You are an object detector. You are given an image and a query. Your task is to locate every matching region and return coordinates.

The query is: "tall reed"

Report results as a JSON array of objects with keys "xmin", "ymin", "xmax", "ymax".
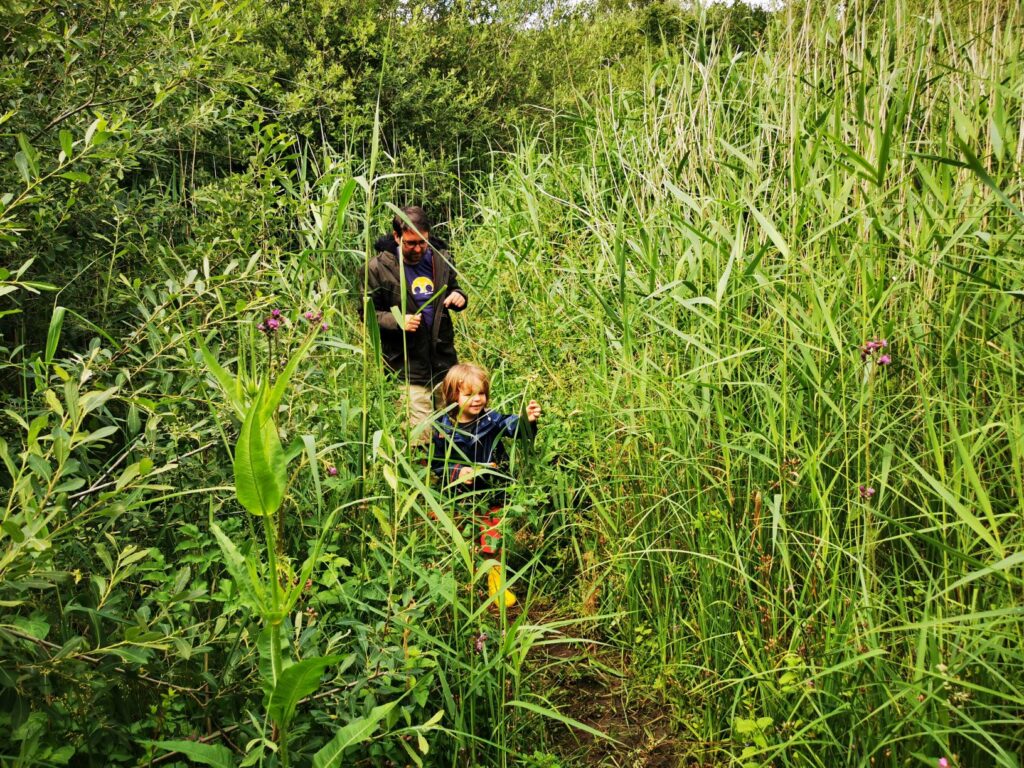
[{"xmin": 455, "ymin": 0, "xmax": 1024, "ymax": 763}]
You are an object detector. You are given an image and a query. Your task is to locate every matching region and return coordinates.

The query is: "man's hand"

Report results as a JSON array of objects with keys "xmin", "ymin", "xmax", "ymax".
[
  {"xmin": 443, "ymin": 292, "xmax": 466, "ymax": 309},
  {"xmin": 403, "ymin": 314, "xmax": 421, "ymax": 332},
  {"xmin": 526, "ymin": 400, "xmax": 542, "ymax": 423}
]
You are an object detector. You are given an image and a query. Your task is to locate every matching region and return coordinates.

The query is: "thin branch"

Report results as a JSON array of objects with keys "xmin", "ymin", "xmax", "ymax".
[
  {"xmin": 2, "ymin": 625, "xmax": 204, "ymax": 696},
  {"xmin": 69, "ymin": 441, "xmax": 216, "ymax": 503}
]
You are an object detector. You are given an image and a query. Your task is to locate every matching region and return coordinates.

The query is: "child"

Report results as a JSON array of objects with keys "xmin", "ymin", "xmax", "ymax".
[{"xmin": 432, "ymin": 363, "xmax": 542, "ymax": 607}]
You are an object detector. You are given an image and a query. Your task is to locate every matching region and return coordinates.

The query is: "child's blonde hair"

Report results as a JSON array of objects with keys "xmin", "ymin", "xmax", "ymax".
[{"xmin": 440, "ymin": 363, "xmax": 490, "ymax": 407}]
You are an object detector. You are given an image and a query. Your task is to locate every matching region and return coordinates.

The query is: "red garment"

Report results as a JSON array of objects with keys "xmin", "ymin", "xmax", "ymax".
[{"xmin": 479, "ymin": 507, "xmax": 503, "ymax": 555}]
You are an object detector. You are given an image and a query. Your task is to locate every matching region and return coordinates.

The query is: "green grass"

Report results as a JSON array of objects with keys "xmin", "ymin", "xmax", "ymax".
[
  {"xmin": 447, "ymin": 1, "xmax": 1024, "ymax": 764},
  {"xmin": 3, "ymin": 0, "xmax": 1022, "ymax": 766}
]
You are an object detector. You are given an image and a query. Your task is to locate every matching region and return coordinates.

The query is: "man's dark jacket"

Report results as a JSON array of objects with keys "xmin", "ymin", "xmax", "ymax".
[{"xmin": 363, "ymin": 235, "xmax": 467, "ymax": 387}]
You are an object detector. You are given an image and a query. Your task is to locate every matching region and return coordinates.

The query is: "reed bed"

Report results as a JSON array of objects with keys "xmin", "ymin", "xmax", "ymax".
[{"xmin": 445, "ymin": 1, "xmax": 1024, "ymax": 764}]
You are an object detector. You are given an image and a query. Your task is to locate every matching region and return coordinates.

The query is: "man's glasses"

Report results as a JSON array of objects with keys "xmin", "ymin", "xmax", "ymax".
[{"xmin": 401, "ymin": 238, "xmax": 427, "ymax": 250}]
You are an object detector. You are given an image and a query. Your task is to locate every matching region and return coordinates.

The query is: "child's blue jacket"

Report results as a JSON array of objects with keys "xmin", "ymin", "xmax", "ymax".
[{"xmin": 431, "ymin": 409, "xmax": 535, "ymax": 486}]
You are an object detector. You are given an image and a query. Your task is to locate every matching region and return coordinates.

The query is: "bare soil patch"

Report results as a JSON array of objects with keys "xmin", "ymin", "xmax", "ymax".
[{"xmin": 524, "ymin": 602, "xmax": 721, "ymax": 767}]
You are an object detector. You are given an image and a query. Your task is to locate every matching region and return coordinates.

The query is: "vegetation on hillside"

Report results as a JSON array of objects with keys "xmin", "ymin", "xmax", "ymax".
[{"xmin": 2, "ymin": 0, "xmax": 1021, "ymax": 766}]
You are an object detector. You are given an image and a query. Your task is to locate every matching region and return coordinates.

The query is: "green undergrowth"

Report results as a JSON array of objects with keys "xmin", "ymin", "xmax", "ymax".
[{"xmin": 2, "ymin": 0, "xmax": 1023, "ymax": 766}]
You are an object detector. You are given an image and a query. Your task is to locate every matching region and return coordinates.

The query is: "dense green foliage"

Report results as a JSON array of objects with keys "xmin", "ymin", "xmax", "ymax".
[{"xmin": 2, "ymin": 0, "xmax": 1021, "ymax": 766}]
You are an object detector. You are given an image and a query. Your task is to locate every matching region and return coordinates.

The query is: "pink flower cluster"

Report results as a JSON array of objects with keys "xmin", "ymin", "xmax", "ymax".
[
  {"xmin": 257, "ymin": 307, "xmax": 328, "ymax": 333},
  {"xmin": 859, "ymin": 484, "xmax": 876, "ymax": 501},
  {"xmin": 303, "ymin": 310, "xmax": 328, "ymax": 331},
  {"xmin": 860, "ymin": 337, "xmax": 891, "ymax": 365},
  {"xmin": 257, "ymin": 308, "xmax": 283, "ymax": 334}
]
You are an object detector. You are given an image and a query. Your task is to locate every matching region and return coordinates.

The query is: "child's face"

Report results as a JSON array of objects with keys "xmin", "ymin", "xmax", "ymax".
[{"xmin": 455, "ymin": 385, "xmax": 487, "ymax": 422}]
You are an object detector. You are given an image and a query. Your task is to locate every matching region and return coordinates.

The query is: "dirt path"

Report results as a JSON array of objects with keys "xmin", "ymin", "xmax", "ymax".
[{"xmin": 524, "ymin": 602, "xmax": 708, "ymax": 767}]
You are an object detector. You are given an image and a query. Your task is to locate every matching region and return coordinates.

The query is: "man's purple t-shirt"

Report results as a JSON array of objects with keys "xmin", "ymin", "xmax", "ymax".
[{"xmin": 404, "ymin": 250, "xmax": 436, "ymax": 330}]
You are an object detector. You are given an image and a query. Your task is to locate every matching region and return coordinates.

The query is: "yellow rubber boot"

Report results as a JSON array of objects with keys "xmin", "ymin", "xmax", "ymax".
[{"xmin": 487, "ymin": 565, "xmax": 516, "ymax": 607}]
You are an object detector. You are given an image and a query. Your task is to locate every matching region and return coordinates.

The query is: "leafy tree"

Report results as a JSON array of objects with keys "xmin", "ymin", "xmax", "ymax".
[{"xmin": 1, "ymin": 0, "xmax": 262, "ymax": 367}]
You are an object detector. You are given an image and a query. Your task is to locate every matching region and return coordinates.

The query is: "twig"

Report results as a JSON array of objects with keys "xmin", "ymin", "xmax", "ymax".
[
  {"xmin": 67, "ymin": 435, "xmax": 143, "ymax": 502},
  {"xmin": 69, "ymin": 441, "xmax": 216, "ymax": 503},
  {"xmin": 2, "ymin": 625, "xmax": 204, "ymax": 697}
]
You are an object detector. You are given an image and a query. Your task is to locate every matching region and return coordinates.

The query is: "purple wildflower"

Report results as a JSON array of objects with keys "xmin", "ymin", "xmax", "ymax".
[
  {"xmin": 860, "ymin": 337, "xmax": 892, "ymax": 363},
  {"xmin": 474, "ymin": 632, "xmax": 488, "ymax": 653},
  {"xmin": 859, "ymin": 485, "xmax": 876, "ymax": 500},
  {"xmin": 326, "ymin": 465, "xmax": 338, "ymax": 477},
  {"xmin": 266, "ymin": 317, "xmax": 281, "ymax": 331},
  {"xmin": 257, "ymin": 322, "xmax": 267, "ymax": 333},
  {"xmin": 271, "ymin": 308, "xmax": 282, "ymax": 319},
  {"xmin": 304, "ymin": 310, "xmax": 315, "ymax": 321},
  {"xmin": 320, "ymin": 321, "xmax": 329, "ymax": 331},
  {"xmin": 938, "ymin": 759, "xmax": 949, "ymax": 768}
]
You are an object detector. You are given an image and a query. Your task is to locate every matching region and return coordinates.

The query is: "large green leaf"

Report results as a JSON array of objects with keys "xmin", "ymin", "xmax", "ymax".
[
  {"xmin": 312, "ymin": 701, "xmax": 397, "ymax": 768},
  {"xmin": 268, "ymin": 655, "xmax": 342, "ymax": 730},
  {"xmin": 233, "ymin": 386, "xmax": 286, "ymax": 517},
  {"xmin": 257, "ymin": 625, "xmax": 287, "ymax": 694},
  {"xmin": 148, "ymin": 740, "xmax": 235, "ymax": 768}
]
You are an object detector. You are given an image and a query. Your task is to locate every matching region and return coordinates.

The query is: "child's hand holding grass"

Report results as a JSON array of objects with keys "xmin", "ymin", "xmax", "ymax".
[{"xmin": 526, "ymin": 400, "xmax": 542, "ymax": 423}]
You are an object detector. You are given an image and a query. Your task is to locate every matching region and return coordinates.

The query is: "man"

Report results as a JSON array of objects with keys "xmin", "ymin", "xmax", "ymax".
[{"xmin": 363, "ymin": 206, "xmax": 467, "ymax": 443}]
